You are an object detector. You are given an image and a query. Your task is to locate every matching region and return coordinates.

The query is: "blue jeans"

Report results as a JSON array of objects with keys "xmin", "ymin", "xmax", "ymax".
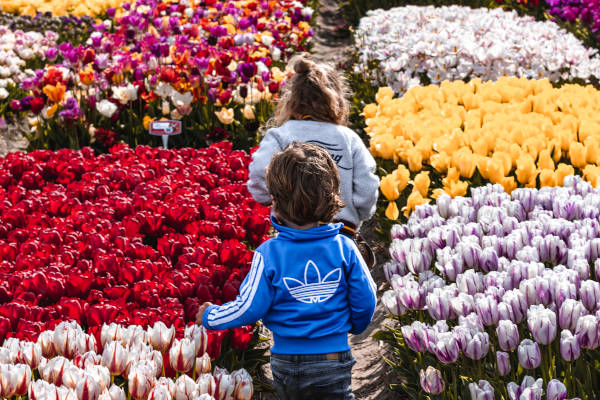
[{"xmin": 270, "ymin": 351, "xmax": 355, "ymax": 400}]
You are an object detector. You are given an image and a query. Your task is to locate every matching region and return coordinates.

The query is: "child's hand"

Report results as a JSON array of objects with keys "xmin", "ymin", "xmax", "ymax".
[{"xmin": 195, "ymin": 302, "xmax": 213, "ymax": 325}]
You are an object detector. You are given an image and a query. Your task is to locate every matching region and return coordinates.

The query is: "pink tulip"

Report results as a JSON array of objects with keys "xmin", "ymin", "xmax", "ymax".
[
  {"xmin": 174, "ymin": 374, "xmax": 197, "ymax": 400},
  {"xmin": 169, "ymin": 339, "xmax": 195, "ymax": 373},
  {"xmin": 128, "ymin": 367, "xmax": 155, "ymax": 400},
  {"xmin": 148, "ymin": 322, "xmax": 175, "ymax": 353},
  {"xmin": 76, "ymin": 373, "xmax": 102, "ymax": 400},
  {"xmin": 101, "ymin": 342, "xmax": 128, "ymax": 376},
  {"xmin": 195, "ymin": 353, "xmax": 211, "ymax": 376}
]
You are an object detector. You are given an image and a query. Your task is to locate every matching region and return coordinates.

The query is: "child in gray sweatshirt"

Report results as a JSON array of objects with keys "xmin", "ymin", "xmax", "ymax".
[{"xmin": 247, "ymin": 55, "xmax": 380, "ymax": 266}]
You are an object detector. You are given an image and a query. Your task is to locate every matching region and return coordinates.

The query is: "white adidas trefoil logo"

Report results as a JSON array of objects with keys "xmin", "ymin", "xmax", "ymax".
[{"xmin": 283, "ymin": 260, "xmax": 341, "ymax": 304}]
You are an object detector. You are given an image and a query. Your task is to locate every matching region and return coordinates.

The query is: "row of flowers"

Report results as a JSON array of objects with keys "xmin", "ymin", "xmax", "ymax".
[
  {"xmin": 353, "ymin": 6, "xmax": 600, "ymax": 95},
  {"xmin": 378, "ymin": 176, "xmax": 600, "ymax": 399},
  {"xmin": 0, "ymin": 142, "xmax": 270, "ymax": 367},
  {"xmin": 0, "ymin": 0, "xmax": 124, "ymax": 17},
  {"xmin": 364, "ymin": 78, "xmax": 600, "ymax": 220},
  {"xmin": 0, "ymin": 320, "xmax": 252, "ymax": 399},
  {"xmin": 5, "ymin": 0, "xmax": 313, "ymax": 150}
]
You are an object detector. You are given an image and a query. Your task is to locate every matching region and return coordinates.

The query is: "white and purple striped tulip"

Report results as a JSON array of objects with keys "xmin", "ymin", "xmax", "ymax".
[
  {"xmin": 559, "ymin": 330, "xmax": 580, "ymax": 362},
  {"xmin": 558, "ymin": 299, "xmax": 588, "ymax": 331},
  {"xmin": 496, "ymin": 351, "xmax": 511, "ymax": 377},
  {"xmin": 546, "ymin": 379, "xmax": 567, "ymax": 400},
  {"xmin": 496, "ymin": 320, "xmax": 519, "ymax": 352},
  {"xmin": 463, "ymin": 331, "xmax": 489, "ymax": 361},
  {"xmin": 517, "ymin": 339, "xmax": 541, "ymax": 369},
  {"xmin": 469, "ymin": 380, "xmax": 495, "ymax": 400}
]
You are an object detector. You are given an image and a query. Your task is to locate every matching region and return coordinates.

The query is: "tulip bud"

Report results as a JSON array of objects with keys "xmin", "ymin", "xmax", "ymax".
[
  {"xmin": 38, "ymin": 331, "xmax": 56, "ymax": 358},
  {"xmin": 469, "ymin": 380, "xmax": 495, "ymax": 400},
  {"xmin": 546, "ymin": 379, "xmax": 567, "ymax": 400},
  {"xmin": 196, "ymin": 373, "xmax": 216, "ymax": 395},
  {"xmin": 185, "ymin": 325, "xmax": 208, "ymax": 357},
  {"xmin": 214, "ymin": 368, "xmax": 235, "ymax": 400},
  {"xmin": 103, "ymin": 385, "xmax": 126, "ymax": 400},
  {"xmin": 527, "ymin": 305, "xmax": 557, "ymax": 345},
  {"xmin": 464, "ymin": 331, "xmax": 489, "ymax": 361},
  {"xmin": 75, "ymin": 351, "xmax": 102, "ymax": 369},
  {"xmin": 102, "ymin": 341, "xmax": 129, "ymax": 376},
  {"xmin": 559, "ymin": 299, "xmax": 588, "ymax": 331},
  {"xmin": 149, "ymin": 321, "xmax": 175, "ymax": 353},
  {"xmin": 450, "ymin": 292, "xmax": 474, "ymax": 318},
  {"xmin": 12, "ymin": 364, "xmax": 32, "ymax": 396},
  {"xmin": 401, "ymin": 321, "xmax": 427, "ymax": 353},
  {"xmin": 148, "ymin": 384, "xmax": 172, "ymax": 400},
  {"xmin": 419, "ymin": 366, "xmax": 445, "ymax": 395},
  {"xmin": 128, "ymin": 367, "xmax": 155, "ymax": 400},
  {"xmin": 29, "ymin": 379, "xmax": 54, "ymax": 400},
  {"xmin": 575, "ymin": 315, "xmax": 600, "ymax": 349},
  {"xmin": 496, "ymin": 351, "xmax": 510, "ymax": 376},
  {"xmin": 432, "ymin": 332, "xmax": 459, "ymax": 364},
  {"xmin": 580, "ymin": 280, "xmax": 600, "ymax": 311},
  {"xmin": 62, "ymin": 366, "xmax": 83, "ymax": 389},
  {"xmin": 18, "ymin": 341, "xmax": 42, "ymax": 369},
  {"xmin": 75, "ymin": 373, "xmax": 101, "ymax": 400},
  {"xmin": 53, "ymin": 323, "xmax": 79, "ymax": 358},
  {"xmin": 174, "ymin": 374, "xmax": 197, "ymax": 400},
  {"xmin": 0, "ymin": 364, "xmax": 17, "ymax": 397},
  {"xmin": 87, "ymin": 365, "xmax": 111, "ymax": 391},
  {"xmin": 169, "ymin": 338, "xmax": 196, "ymax": 373},
  {"xmin": 560, "ymin": 329, "xmax": 580, "ymax": 362},
  {"xmin": 496, "ymin": 320, "xmax": 519, "ymax": 352},
  {"xmin": 426, "ymin": 288, "xmax": 452, "ymax": 320},
  {"xmin": 232, "ymin": 369, "xmax": 253, "ymax": 400},
  {"xmin": 474, "ymin": 294, "xmax": 499, "ymax": 326},
  {"xmin": 101, "ymin": 323, "xmax": 124, "ymax": 347},
  {"xmin": 502, "ymin": 289, "xmax": 527, "ymax": 323},
  {"xmin": 517, "ymin": 339, "xmax": 541, "ymax": 369},
  {"xmin": 195, "ymin": 353, "xmax": 212, "ymax": 376}
]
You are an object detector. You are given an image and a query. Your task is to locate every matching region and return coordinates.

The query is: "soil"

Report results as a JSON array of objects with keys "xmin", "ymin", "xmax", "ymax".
[{"xmin": 0, "ymin": 120, "xmax": 29, "ymax": 157}]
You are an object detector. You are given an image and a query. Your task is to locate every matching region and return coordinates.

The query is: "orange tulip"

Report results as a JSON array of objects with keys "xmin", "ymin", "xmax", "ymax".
[{"xmin": 42, "ymin": 82, "xmax": 66, "ymax": 104}]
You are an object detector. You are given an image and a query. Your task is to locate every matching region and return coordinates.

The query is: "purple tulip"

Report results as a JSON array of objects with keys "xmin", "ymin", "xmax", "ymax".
[
  {"xmin": 558, "ymin": 299, "xmax": 588, "ymax": 331},
  {"xmin": 497, "ymin": 320, "xmax": 519, "ymax": 351},
  {"xmin": 432, "ymin": 332, "xmax": 459, "ymax": 364},
  {"xmin": 469, "ymin": 380, "xmax": 495, "ymax": 400},
  {"xmin": 575, "ymin": 315, "xmax": 600, "ymax": 349},
  {"xmin": 440, "ymin": 254, "xmax": 464, "ymax": 281},
  {"xmin": 419, "ymin": 366, "xmax": 445, "ymax": 395},
  {"xmin": 401, "ymin": 322, "xmax": 427, "ymax": 353},
  {"xmin": 527, "ymin": 305, "xmax": 557, "ymax": 345},
  {"xmin": 507, "ymin": 376, "xmax": 543, "ymax": 400},
  {"xmin": 547, "ymin": 379, "xmax": 567, "ymax": 400},
  {"xmin": 517, "ymin": 339, "xmax": 542, "ymax": 369},
  {"xmin": 560, "ymin": 329, "xmax": 580, "ymax": 361},
  {"xmin": 464, "ymin": 331, "xmax": 489, "ymax": 361},
  {"xmin": 496, "ymin": 351, "xmax": 511, "ymax": 377},
  {"xmin": 579, "ymin": 280, "xmax": 600, "ymax": 311},
  {"xmin": 426, "ymin": 289, "xmax": 452, "ymax": 321},
  {"xmin": 474, "ymin": 294, "xmax": 499, "ymax": 326}
]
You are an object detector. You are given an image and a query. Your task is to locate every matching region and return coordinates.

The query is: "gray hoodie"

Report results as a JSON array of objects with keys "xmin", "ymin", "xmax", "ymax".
[{"xmin": 247, "ymin": 120, "xmax": 380, "ymax": 227}]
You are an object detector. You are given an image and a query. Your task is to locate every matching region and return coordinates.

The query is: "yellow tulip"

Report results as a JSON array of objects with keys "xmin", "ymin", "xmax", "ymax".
[
  {"xmin": 569, "ymin": 142, "xmax": 587, "ymax": 169},
  {"xmin": 376, "ymin": 87, "xmax": 395, "ymax": 104},
  {"xmin": 215, "ymin": 108, "xmax": 234, "ymax": 125},
  {"xmin": 516, "ymin": 154, "xmax": 537, "ymax": 184},
  {"xmin": 539, "ymin": 169, "xmax": 557, "ymax": 187},
  {"xmin": 430, "ymin": 152, "xmax": 450, "ymax": 173},
  {"xmin": 394, "ymin": 165, "xmax": 410, "ymax": 193},
  {"xmin": 380, "ymin": 174, "xmax": 400, "ymax": 201},
  {"xmin": 484, "ymin": 159, "xmax": 505, "ymax": 183},
  {"xmin": 242, "ymin": 104, "xmax": 255, "ymax": 120},
  {"xmin": 413, "ymin": 171, "xmax": 430, "ymax": 197},
  {"xmin": 537, "ymin": 149, "xmax": 554, "ymax": 171},
  {"xmin": 385, "ymin": 201, "xmax": 400, "ymax": 220},
  {"xmin": 404, "ymin": 191, "xmax": 429, "ymax": 217},
  {"xmin": 143, "ymin": 115, "xmax": 154, "ymax": 131},
  {"xmin": 363, "ymin": 103, "xmax": 378, "ymax": 120},
  {"xmin": 443, "ymin": 167, "xmax": 460, "ymax": 188},
  {"xmin": 407, "ymin": 148, "xmax": 422, "ymax": 172},
  {"xmin": 445, "ymin": 179, "xmax": 468, "ymax": 198},
  {"xmin": 455, "ymin": 152, "xmax": 476, "ymax": 179},
  {"xmin": 585, "ymin": 137, "xmax": 600, "ymax": 164},
  {"xmin": 583, "ymin": 165, "xmax": 600, "ymax": 188},
  {"xmin": 555, "ymin": 163, "xmax": 575, "ymax": 186},
  {"xmin": 42, "ymin": 82, "xmax": 66, "ymax": 104},
  {"xmin": 500, "ymin": 176, "xmax": 517, "ymax": 194}
]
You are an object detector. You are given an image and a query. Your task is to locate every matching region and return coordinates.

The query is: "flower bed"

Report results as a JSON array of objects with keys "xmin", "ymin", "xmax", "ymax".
[
  {"xmin": 365, "ymin": 78, "xmax": 600, "ymax": 220},
  {"xmin": 10, "ymin": 0, "xmax": 313, "ymax": 151},
  {"xmin": 0, "ymin": 0, "xmax": 124, "ymax": 17},
  {"xmin": 0, "ymin": 320, "xmax": 252, "ymax": 399},
  {"xmin": 354, "ymin": 5, "xmax": 600, "ymax": 94},
  {"xmin": 0, "ymin": 142, "xmax": 271, "ymax": 367},
  {"xmin": 378, "ymin": 176, "xmax": 600, "ymax": 399},
  {"xmin": 0, "ymin": 12, "xmax": 94, "ymax": 45}
]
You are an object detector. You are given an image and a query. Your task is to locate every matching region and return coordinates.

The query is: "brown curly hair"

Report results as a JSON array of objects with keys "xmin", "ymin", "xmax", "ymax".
[
  {"xmin": 266, "ymin": 142, "xmax": 345, "ymax": 226},
  {"xmin": 268, "ymin": 54, "xmax": 350, "ymax": 127}
]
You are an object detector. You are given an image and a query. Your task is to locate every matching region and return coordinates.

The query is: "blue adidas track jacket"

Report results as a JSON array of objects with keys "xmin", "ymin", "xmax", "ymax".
[{"xmin": 202, "ymin": 217, "xmax": 377, "ymax": 354}]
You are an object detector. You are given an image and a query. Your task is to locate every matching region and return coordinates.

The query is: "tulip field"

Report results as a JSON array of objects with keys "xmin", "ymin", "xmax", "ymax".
[{"xmin": 3, "ymin": 0, "xmax": 600, "ymax": 397}]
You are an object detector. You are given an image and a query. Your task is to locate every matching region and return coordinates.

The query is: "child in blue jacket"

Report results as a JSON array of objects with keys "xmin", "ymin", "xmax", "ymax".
[{"xmin": 197, "ymin": 142, "xmax": 377, "ymax": 399}]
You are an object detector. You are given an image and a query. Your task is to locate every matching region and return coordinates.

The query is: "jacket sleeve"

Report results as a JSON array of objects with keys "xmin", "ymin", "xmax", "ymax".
[
  {"xmin": 247, "ymin": 130, "xmax": 282, "ymax": 205},
  {"xmin": 351, "ymin": 134, "xmax": 380, "ymax": 221},
  {"xmin": 346, "ymin": 241, "xmax": 377, "ymax": 335},
  {"xmin": 203, "ymin": 251, "xmax": 273, "ymax": 330}
]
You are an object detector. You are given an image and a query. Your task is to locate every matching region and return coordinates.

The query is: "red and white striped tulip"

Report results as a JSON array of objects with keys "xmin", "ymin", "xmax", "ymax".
[
  {"xmin": 75, "ymin": 351, "xmax": 102, "ymax": 369},
  {"xmin": 13, "ymin": 364, "xmax": 32, "ymax": 396},
  {"xmin": 196, "ymin": 374, "xmax": 216, "ymax": 396},
  {"xmin": 128, "ymin": 366, "xmax": 155, "ymax": 400},
  {"xmin": 195, "ymin": 353, "xmax": 212, "ymax": 376},
  {"xmin": 101, "ymin": 341, "xmax": 128, "ymax": 376},
  {"xmin": 148, "ymin": 322, "xmax": 175, "ymax": 354},
  {"xmin": 75, "ymin": 373, "xmax": 102, "ymax": 400},
  {"xmin": 101, "ymin": 323, "xmax": 124, "ymax": 348},
  {"xmin": 185, "ymin": 325, "xmax": 208, "ymax": 357},
  {"xmin": 86, "ymin": 365, "xmax": 111, "ymax": 391},
  {"xmin": 174, "ymin": 374, "xmax": 198, "ymax": 400},
  {"xmin": 37, "ymin": 331, "xmax": 56, "ymax": 358},
  {"xmin": 231, "ymin": 369, "xmax": 253, "ymax": 400},
  {"xmin": 169, "ymin": 338, "xmax": 195, "ymax": 373},
  {"xmin": 0, "ymin": 364, "xmax": 17, "ymax": 397},
  {"xmin": 98, "ymin": 385, "xmax": 126, "ymax": 400},
  {"xmin": 213, "ymin": 368, "xmax": 234, "ymax": 400},
  {"xmin": 53, "ymin": 324, "xmax": 79, "ymax": 359},
  {"xmin": 18, "ymin": 341, "xmax": 43, "ymax": 369},
  {"xmin": 148, "ymin": 384, "xmax": 173, "ymax": 400}
]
